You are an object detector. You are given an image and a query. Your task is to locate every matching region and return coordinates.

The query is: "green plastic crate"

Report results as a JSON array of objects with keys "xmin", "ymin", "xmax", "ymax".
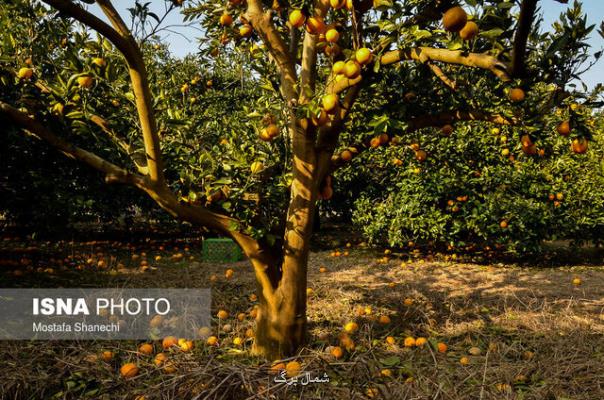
[{"xmin": 202, "ymin": 238, "xmax": 243, "ymax": 262}]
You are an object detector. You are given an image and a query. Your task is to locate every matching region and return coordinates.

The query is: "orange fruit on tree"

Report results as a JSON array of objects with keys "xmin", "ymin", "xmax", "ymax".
[
  {"xmin": 265, "ymin": 123, "xmax": 279, "ymax": 138},
  {"xmin": 341, "ymin": 149, "xmax": 353, "ymax": 161},
  {"xmin": 17, "ymin": 67, "xmax": 33, "ymax": 79},
  {"xmin": 378, "ymin": 133, "xmax": 389, "ymax": 145},
  {"xmin": 442, "ymin": 6, "xmax": 467, "ymax": 32},
  {"xmin": 556, "ymin": 192, "xmax": 564, "ymax": 201},
  {"xmin": 557, "ymin": 120, "xmax": 571, "ymax": 136},
  {"xmin": 509, "ymin": 87, "xmax": 525, "ymax": 102},
  {"xmin": 219, "ymin": 13, "xmax": 233, "ymax": 26},
  {"xmin": 120, "ymin": 362, "xmax": 139, "ymax": 379},
  {"xmin": 138, "ymin": 343, "xmax": 154, "ymax": 355},
  {"xmin": 77, "ymin": 75, "xmax": 93, "ymax": 88},
  {"xmin": 162, "ymin": 336, "xmax": 178, "ymax": 349},
  {"xmin": 441, "ymin": 124, "xmax": 454, "ymax": 135},
  {"xmin": 409, "ymin": 143, "xmax": 420, "ymax": 151},
  {"xmin": 288, "ymin": 9, "xmax": 306, "ymax": 28},
  {"xmin": 330, "ymin": 0, "xmax": 346, "ymax": 9},
  {"xmin": 355, "ymin": 48, "xmax": 372, "ymax": 65},
  {"xmin": 325, "ymin": 28, "xmax": 340, "ymax": 43},
  {"xmin": 239, "ymin": 24, "xmax": 253, "ymax": 38},
  {"xmin": 571, "ymin": 137, "xmax": 588, "ymax": 154},
  {"xmin": 415, "ymin": 149, "xmax": 427, "ymax": 162},
  {"xmin": 312, "ymin": 109, "xmax": 330, "ymax": 126},
  {"xmin": 91, "ymin": 57, "xmax": 106, "ymax": 67},
  {"xmin": 459, "ymin": 21, "xmax": 479, "ymax": 40},
  {"xmin": 306, "ymin": 16, "xmax": 326, "ymax": 35},
  {"xmin": 332, "ymin": 60, "xmax": 346, "ymax": 74},
  {"xmin": 250, "ymin": 161, "xmax": 264, "ymax": 174},
  {"xmin": 322, "ymin": 93, "xmax": 339, "ymax": 113},
  {"xmin": 499, "ymin": 220, "xmax": 508, "ymax": 229},
  {"xmin": 370, "ymin": 137, "xmax": 381, "ymax": 148},
  {"xmin": 344, "ymin": 60, "xmax": 361, "ymax": 79}
]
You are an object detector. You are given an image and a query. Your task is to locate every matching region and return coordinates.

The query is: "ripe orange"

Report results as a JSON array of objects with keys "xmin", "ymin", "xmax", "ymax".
[
  {"xmin": 178, "ymin": 338, "xmax": 194, "ymax": 352},
  {"xmin": 250, "ymin": 161, "xmax": 264, "ymax": 174},
  {"xmin": 219, "ymin": 13, "xmax": 233, "ymax": 26},
  {"xmin": 403, "ymin": 298, "xmax": 413, "ymax": 306},
  {"xmin": 270, "ymin": 362, "xmax": 286, "ymax": 374},
  {"xmin": 499, "ymin": 220, "xmax": 508, "ymax": 229},
  {"xmin": 101, "ymin": 350, "xmax": 114, "ymax": 362},
  {"xmin": 312, "ymin": 109, "xmax": 330, "ymax": 126},
  {"xmin": 233, "ymin": 337, "xmax": 243, "ymax": 346},
  {"xmin": 120, "ymin": 362, "xmax": 139, "ymax": 379},
  {"xmin": 239, "ymin": 24, "xmax": 253, "ymax": 38},
  {"xmin": 162, "ymin": 336, "xmax": 178, "ymax": 349},
  {"xmin": 415, "ymin": 337, "xmax": 427, "ymax": 347},
  {"xmin": 378, "ymin": 315, "xmax": 391, "ymax": 324},
  {"xmin": 322, "ymin": 93, "xmax": 339, "ymax": 113},
  {"xmin": 441, "ymin": 124, "xmax": 454, "ymax": 135},
  {"xmin": 77, "ymin": 75, "xmax": 93, "ymax": 88},
  {"xmin": 206, "ymin": 336, "xmax": 219, "ymax": 346},
  {"xmin": 404, "ymin": 337, "xmax": 416, "ymax": 347},
  {"xmin": 92, "ymin": 57, "xmax": 106, "ymax": 67},
  {"xmin": 289, "ymin": 9, "xmax": 306, "ymax": 28},
  {"xmin": 325, "ymin": 28, "xmax": 340, "ymax": 43},
  {"xmin": 571, "ymin": 137, "xmax": 588, "ymax": 154},
  {"xmin": 217, "ymin": 309, "xmax": 229, "ymax": 319},
  {"xmin": 509, "ymin": 88, "xmax": 525, "ymax": 102},
  {"xmin": 572, "ymin": 277, "xmax": 581, "ymax": 286},
  {"xmin": 556, "ymin": 193, "xmax": 564, "ymax": 201},
  {"xmin": 460, "ymin": 356, "xmax": 470, "ymax": 365},
  {"xmin": 330, "ymin": 0, "xmax": 346, "ymax": 9},
  {"xmin": 437, "ymin": 342, "xmax": 448, "ymax": 353},
  {"xmin": 442, "ymin": 6, "xmax": 467, "ymax": 32},
  {"xmin": 557, "ymin": 120, "xmax": 570, "ymax": 136},
  {"xmin": 344, "ymin": 60, "xmax": 361, "ymax": 79},
  {"xmin": 154, "ymin": 352, "xmax": 167, "ymax": 366},
  {"xmin": 370, "ymin": 137, "xmax": 381, "ymax": 148},
  {"xmin": 306, "ymin": 16, "xmax": 326, "ymax": 35},
  {"xmin": 285, "ymin": 361, "xmax": 301, "ymax": 377},
  {"xmin": 330, "ymin": 346, "xmax": 344, "ymax": 359},
  {"xmin": 138, "ymin": 343, "xmax": 154, "ymax": 355},
  {"xmin": 355, "ymin": 48, "xmax": 372, "ymax": 65},
  {"xmin": 17, "ymin": 67, "xmax": 33, "ymax": 79},
  {"xmin": 409, "ymin": 143, "xmax": 420, "ymax": 151},
  {"xmin": 341, "ymin": 149, "xmax": 353, "ymax": 161},
  {"xmin": 332, "ymin": 60, "xmax": 346, "ymax": 74},
  {"xmin": 459, "ymin": 21, "xmax": 479, "ymax": 40},
  {"xmin": 386, "ymin": 336, "xmax": 396, "ymax": 345},
  {"xmin": 344, "ymin": 321, "xmax": 359, "ymax": 333},
  {"xmin": 415, "ymin": 149, "xmax": 427, "ymax": 162},
  {"xmin": 225, "ymin": 268, "xmax": 234, "ymax": 279},
  {"xmin": 378, "ymin": 133, "xmax": 389, "ymax": 145}
]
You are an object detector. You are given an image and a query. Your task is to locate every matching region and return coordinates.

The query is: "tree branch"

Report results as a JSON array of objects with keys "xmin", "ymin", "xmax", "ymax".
[
  {"xmin": 246, "ymin": 0, "xmax": 298, "ymax": 101},
  {"xmin": 510, "ymin": 0, "xmax": 539, "ymax": 78},
  {"xmin": 299, "ymin": 1, "xmax": 329, "ymax": 104},
  {"xmin": 44, "ymin": 0, "xmax": 166, "ymax": 186},
  {"xmin": 427, "ymin": 62, "xmax": 456, "ymax": 90},
  {"xmin": 0, "ymin": 101, "xmax": 141, "ymax": 186},
  {"xmin": 381, "ymin": 47, "xmax": 511, "ymax": 81}
]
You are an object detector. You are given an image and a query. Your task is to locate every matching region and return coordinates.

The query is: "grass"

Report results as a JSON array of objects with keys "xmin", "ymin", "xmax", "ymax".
[{"xmin": 0, "ymin": 233, "xmax": 603, "ymax": 399}]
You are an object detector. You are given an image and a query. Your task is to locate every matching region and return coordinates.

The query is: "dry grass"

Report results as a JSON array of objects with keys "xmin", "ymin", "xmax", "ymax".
[{"xmin": 1, "ymin": 236, "xmax": 603, "ymax": 399}]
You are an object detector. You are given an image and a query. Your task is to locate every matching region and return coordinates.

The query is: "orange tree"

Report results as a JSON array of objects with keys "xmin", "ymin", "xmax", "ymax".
[{"xmin": 0, "ymin": 0, "xmax": 600, "ymax": 359}]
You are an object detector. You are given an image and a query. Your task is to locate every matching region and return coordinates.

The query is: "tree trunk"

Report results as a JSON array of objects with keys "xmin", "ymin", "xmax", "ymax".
[{"xmin": 251, "ymin": 119, "xmax": 317, "ymax": 360}]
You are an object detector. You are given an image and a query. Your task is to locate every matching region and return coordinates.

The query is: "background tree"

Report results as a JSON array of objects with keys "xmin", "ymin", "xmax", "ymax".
[{"xmin": 0, "ymin": 0, "xmax": 601, "ymax": 360}]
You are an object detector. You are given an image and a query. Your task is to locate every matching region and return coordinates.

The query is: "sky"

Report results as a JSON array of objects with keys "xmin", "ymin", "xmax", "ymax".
[{"xmin": 89, "ymin": 1, "xmax": 604, "ymax": 90}]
